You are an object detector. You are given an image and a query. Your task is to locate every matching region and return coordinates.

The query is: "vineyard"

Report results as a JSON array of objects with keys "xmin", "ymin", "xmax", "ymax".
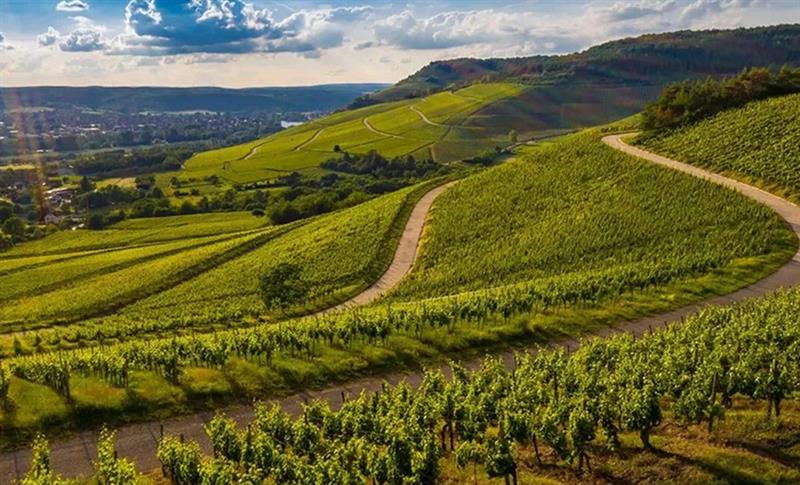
[
  {"xmin": 143, "ymin": 287, "xmax": 800, "ymax": 483},
  {"xmin": 0, "ymin": 179, "xmax": 441, "ymax": 354},
  {"xmin": 639, "ymin": 93, "xmax": 800, "ymax": 203},
  {"xmin": 8, "ymin": 287, "xmax": 800, "ymax": 483},
  {"xmin": 387, "ymin": 130, "xmax": 794, "ymax": 301},
  {"xmin": 168, "ymin": 84, "xmax": 524, "ymax": 193},
  {"xmin": 0, "ymin": 128, "xmax": 795, "ymax": 446}
]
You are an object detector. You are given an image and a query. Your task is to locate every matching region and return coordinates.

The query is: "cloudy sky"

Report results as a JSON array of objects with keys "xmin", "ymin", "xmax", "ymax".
[{"xmin": 0, "ymin": 0, "xmax": 798, "ymax": 87}]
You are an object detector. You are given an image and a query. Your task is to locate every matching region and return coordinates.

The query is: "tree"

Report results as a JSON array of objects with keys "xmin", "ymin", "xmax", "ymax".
[
  {"xmin": 79, "ymin": 176, "xmax": 94, "ymax": 193},
  {"xmin": 508, "ymin": 129, "xmax": 518, "ymax": 144},
  {"xmin": 455, "ymin": 441, "xmax": 485, "ymax": 484},
  {"xmin": 333, "ymin": 144, "xmax": 342, "ymax": 153},
  {"xmin": 259, "ymin": 262, "xmax": 308, "ymax": 312},
  {"xmin": 0, "ymin": 233, "xmax": 13, "ymax": 252},
  {"xmin": 88, "ymin": 213, "xmax": 106, "ymax": 230},
  {"xmin": 3, "ymin": 216, "xmax": 26, "ymax": 241}
]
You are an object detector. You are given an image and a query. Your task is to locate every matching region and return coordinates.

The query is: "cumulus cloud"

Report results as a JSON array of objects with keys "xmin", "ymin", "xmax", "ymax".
[
  {"xmin": 372, "ymin": 9, "xmax": 585, "ymax": 54},
  {"xmin": 56, "ymin": 0, "xmax": 89, "ymax": 12},
  {"xmin": 112, "ymin": 0, "xmax": 371, "ymax": 56},
  {"xmin": 0, "ymin": 32, "xmax": 12, "ymax": 51},
  {"xmin": 594, "ymin": 1, "xmax": 677, "ymax": 22},
  {"xmin": 59, "ymin": 27, "xmax": 106, "ymax": 52},
  {"xmin": 37, "ymin": 26, "xmax": 61, "ymax": 47},
  {"xmin": 681, "ymin": 0, "xmax": 757, "ymax": 22}
]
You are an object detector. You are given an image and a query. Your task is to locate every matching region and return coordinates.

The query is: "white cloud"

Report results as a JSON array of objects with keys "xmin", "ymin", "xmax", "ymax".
[
  {"xmin": 59, "ymin": 27, "xmax": 106, "ymax": 52},
  {"xmin": 681, "ymin": 0, "xmax": 757, "ymax": 22},
  {"xmin": 112, "ymin": 0, "xmax": 372, "ymax": 57},
  {"xmin": 37, "ymin": 26, "xmax": 62, "ymax": 47},
  {"xmin": 56, "ymin": 0, "xmax": 89, "ymax": 13},
  {"xmin": 594, "ymin": 1, "xmax": 678, "ymax": 22},
  {"xmin": 0, "ymin": 32, "xmax": 13, "ymax": 51}
]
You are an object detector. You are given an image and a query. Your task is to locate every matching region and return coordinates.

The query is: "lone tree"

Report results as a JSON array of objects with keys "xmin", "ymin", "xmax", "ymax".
[
  {"xmin": 508, "ymin": 129, "xmax": 518, "ymax": 144},
  {"xmin": 259, "ymin": 262, "xmax": 308, "ymax": 312}
]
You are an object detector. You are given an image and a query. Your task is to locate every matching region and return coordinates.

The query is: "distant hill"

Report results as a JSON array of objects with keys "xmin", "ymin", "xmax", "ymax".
[
  {"xmin": 0, "ymin": 84, "xmax": 389, "ymax": 113},
  {"xmin": 354, "ymin": 24, "xmax": 800, "ymax": 121}
]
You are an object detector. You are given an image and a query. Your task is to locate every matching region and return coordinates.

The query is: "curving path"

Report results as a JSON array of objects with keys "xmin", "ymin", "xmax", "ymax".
[
  {"xmin": 322, "ymin": 181, "xmax": 457, "ymax": 314},
  {"xmin": 409, "ymin": 105, "xmax": 448, "ymax": 127},
  {"xmin": 362, "ymin": 116, "xmax": 400, "ymax": 138},
  {"xmin": 293, "ymin": 127, "xmax": 325, "ymax": 152},
  {"xmin": 4, "ymin": 136, "xmax": 800, "ymax": 481}
]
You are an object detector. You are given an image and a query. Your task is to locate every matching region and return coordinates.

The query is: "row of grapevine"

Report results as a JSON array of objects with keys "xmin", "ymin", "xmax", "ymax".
[
  {"xmin": 156, "ymin": 291, "xmax": 800, "ymax": 484},
  {"xmin": 3, "ymin": 178, "xmax": 445, "ymax": 356},
  {"xmin": 4, "ymin": 263, "xmax": 800, "ymax": 424},
  {"xmin": 639, "ymin": 93, "xmax": 800, "ymax": 203},
  {"xmin": 20, "ymin": 428, "xmax": 137, "ymax": 485},
  {"xmin": 387, "ymin": 130, "xmax": 790, "ymax": 301}
]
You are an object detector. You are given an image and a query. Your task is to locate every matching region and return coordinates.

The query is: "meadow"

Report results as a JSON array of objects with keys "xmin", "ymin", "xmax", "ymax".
[{"xmin": 638, "ymin": 93, "xmax": 800, "ymax": 203}]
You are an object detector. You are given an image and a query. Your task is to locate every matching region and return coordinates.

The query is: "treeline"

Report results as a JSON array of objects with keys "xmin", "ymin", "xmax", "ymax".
[
  {"xmin": 641, "ymin": 66, "xmax": 800, "ymax": 132},
  {"xmin": 72, "ymin": 145, "xmax": 194, "ymax": 177},
  {"xmin": 321, "ymin": 150, "xmax": 443, "ymax": 179}
]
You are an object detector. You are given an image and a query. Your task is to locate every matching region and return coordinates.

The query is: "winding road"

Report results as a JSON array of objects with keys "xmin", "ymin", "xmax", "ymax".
[{"xmin": 3, "ymin": 135, "xmax": 800, "ymax": 481}]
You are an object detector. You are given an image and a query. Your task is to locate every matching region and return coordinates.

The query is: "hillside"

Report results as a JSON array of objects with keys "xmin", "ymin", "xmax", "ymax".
[
  {"xmin": 0, "ymin": 84, "xmax": 389, "ymax": 114},
  {"xmin": 365, "ymin": 25, "xmax": 800, "ymax": 104},
  {"xmin": 638, "ymin": 93, "xmax": 800, "ymax": 202},
  {"xmin": 346, "ymin": 25, "xmax": 800, "ymax": 141},
  {"xmin": 169, "ymin": 83, "xmax": 524, "ymax": 193}
]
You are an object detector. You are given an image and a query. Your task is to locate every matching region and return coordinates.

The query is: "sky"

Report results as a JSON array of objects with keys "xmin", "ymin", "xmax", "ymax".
[{"xmin": 0, "ymin": 0, "xmax": 798, "ymax": 88}]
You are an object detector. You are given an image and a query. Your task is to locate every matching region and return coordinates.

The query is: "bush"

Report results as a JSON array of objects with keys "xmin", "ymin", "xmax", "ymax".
[{"xmin": 258, "ymin": 262, "xmax": 308, "ymax": 311}]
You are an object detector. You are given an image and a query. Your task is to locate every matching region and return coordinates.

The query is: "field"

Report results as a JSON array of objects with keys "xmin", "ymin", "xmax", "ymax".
[
  {"xmin": 168, "ymin": 83, "xmax": 526, "ymax": 192},
  {"xmin": 145, "ymin": 288, "xmax": 800, "ymax": 484},
  {"xmin": 638, "ymin": 93, "xmax": 800, "ymax": 203}
]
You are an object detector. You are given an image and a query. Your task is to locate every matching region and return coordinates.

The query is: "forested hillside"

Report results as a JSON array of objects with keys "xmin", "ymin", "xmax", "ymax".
[{"xmin": 362, "ymin": 25, "xmax": 800, "ymax": 105}]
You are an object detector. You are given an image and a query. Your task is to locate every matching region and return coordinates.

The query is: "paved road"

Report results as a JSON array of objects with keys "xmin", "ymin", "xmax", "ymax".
[{"xmin": 3, "ymin": 135, "xmax": 800, "ymax": 481}]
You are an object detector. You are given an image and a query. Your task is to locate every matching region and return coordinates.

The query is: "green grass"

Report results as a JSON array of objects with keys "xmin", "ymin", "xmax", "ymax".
[{"xmin": 638, "ymin": 93, "xmax": 800, "ymax": 204}]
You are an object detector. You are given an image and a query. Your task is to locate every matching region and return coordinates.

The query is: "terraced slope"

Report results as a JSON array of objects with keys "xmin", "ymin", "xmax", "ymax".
[
  {"xmin": 172, "ymin": 83, "xmax": 524, "ymax": 190},
  {"xmin": 638, "ymin": 93, "xmax": 800, "ymax": 203}
]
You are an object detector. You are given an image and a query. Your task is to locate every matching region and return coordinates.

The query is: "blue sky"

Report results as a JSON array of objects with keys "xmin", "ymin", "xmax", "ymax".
[{"xmin": 0, "ymin": 0, "xmax": 798, "ymax": 87}]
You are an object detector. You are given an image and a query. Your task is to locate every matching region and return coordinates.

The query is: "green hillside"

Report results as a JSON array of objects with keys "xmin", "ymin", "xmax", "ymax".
[
  {"xmin": 0, "ymin": 179, "xmax": 438, "ymax": 342},
  {"xmin": 638, "ymin": 93, "xmax": 800, "ymax": 203},
  {"xmin": 169, "ymin": 83, "xmax": 524, "ymax": 191},
  {"xmin": 387, "ymin": 131, "xmax": 793, "ymax": 302}
]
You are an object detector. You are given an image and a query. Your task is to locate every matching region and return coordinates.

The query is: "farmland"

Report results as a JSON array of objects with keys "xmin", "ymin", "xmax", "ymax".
[
  {"xmin": 0, "ymin": 178, "xmax": 443, "ymax": 351},
  {"xmin": 0, "ymin": 125, "xmax": 796, "ymax": 447},
  {"xmin": 638, "ymin": 93, "xmax": 800, "ymax": 203},
  {"xmin": 168, "ymin": 84, "xmax": 526, "ymax": 192},
  {"xmin": 387, "ymin": 130, "xmax": 794, "ymax": 301}
]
